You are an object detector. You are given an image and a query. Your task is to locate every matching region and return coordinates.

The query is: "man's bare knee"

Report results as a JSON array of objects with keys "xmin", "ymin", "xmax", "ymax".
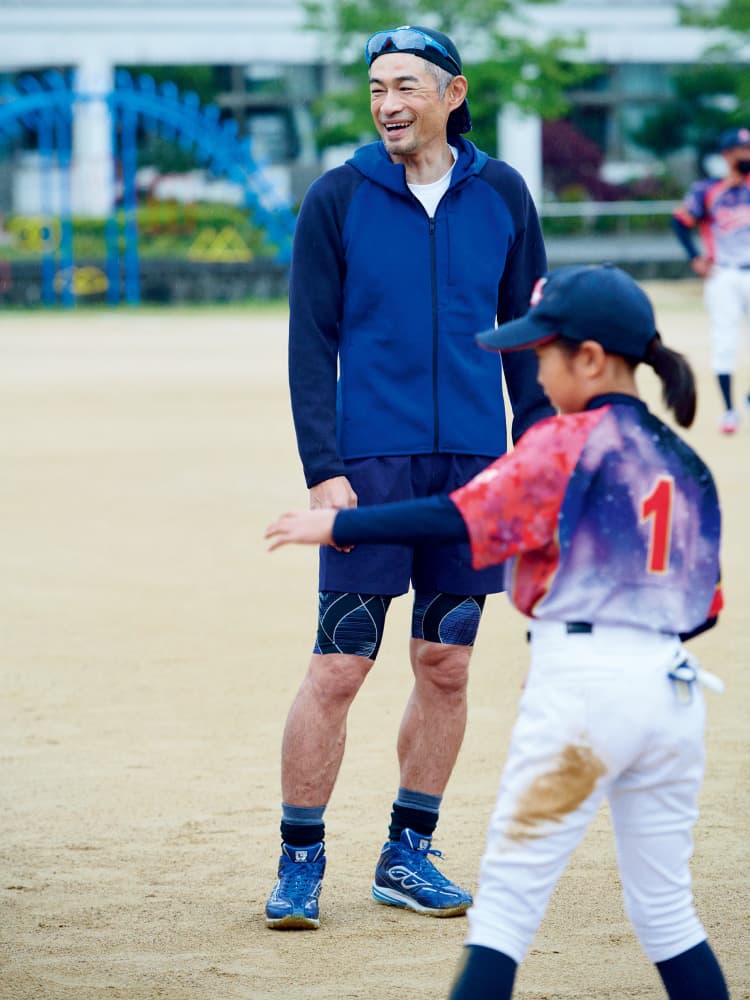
[
  {"xmin": 411, "ymin": 641, "xmax": 471, "ymax": 697},
  {"xmin": 306, "ymin": 652, "xmax": 373, "ymax": 706}
]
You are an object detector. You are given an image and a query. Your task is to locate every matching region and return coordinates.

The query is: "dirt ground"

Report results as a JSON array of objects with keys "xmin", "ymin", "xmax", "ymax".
[{"xmin": 1, "ymin": 281, "xmax": 748, "ymax": 1000}]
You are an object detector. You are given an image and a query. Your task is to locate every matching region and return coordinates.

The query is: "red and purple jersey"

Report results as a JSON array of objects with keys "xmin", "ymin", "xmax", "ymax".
[
  {"xmin": 674, "ymin": 177, "xmax": 750, "ymax": 266},
  {"xmin": 451, "ymin": 395, "xmax": 722, "ymax": 633}
]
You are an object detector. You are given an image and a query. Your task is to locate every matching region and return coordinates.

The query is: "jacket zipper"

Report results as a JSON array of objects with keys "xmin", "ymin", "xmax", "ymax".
[{"xmin": 429, "ymin": 215, "xmax": 439, "ymax": 451}]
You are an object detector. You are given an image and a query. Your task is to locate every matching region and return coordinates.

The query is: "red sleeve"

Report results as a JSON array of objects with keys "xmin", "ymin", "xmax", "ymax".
[
  {"xmin": 449, "ymin": 410, "xmax": 603, "ymax": 570},
  {"xmin": 707, "ymin": 580, "xmax": 724, "ymax": 618},
  {"xmin": 673, "ymin": 206, "xmax": 697, "ymax": 228}
]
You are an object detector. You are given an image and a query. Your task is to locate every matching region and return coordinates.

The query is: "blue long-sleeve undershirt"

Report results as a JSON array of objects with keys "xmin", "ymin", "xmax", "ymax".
[
  {"xmin": 333, "ymin": 495, "xmax": 468, "ymax": 546},
  {"xmin": 671, "ymin": 216, "xmax": 699, "ymax": 259}
]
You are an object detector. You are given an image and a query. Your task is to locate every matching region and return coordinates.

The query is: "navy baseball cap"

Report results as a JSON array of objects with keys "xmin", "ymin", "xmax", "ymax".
[
  {"xmin": 476, "ymin": 264, "xmax": 657, "ymax": 359},
  {"xmin": 365, "ymin": 25, "xmax": 472, "ymax": 136},
  {"xmin": 718, "ymin": 126, "xmax": 750, "ymax": 150}
]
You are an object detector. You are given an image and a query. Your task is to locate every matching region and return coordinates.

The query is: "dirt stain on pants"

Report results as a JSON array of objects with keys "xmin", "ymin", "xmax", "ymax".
[{"xmin": 507, "ymin": 744, "xmax": 607, "ymax": 842}]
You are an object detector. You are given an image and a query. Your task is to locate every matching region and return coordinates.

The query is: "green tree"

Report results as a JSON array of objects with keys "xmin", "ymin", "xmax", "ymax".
[
  {"xmin": 633, "ymin": 63, "xmax": 746, "ymax": 165},
  {"xmin": 302, "ymin": 0, "xmax": 595, "ymax": 154},
  {"xmin": 634, "ymin": 2, "xmax": 750, "ymax": 168},
  {"xmin": 679, "ymin": 0, "xmax": 750, "ymax": 32}
]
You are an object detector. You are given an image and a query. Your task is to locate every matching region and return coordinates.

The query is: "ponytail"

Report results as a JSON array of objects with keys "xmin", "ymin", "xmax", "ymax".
[{"xmin": 644, "ymin": 333, "xmax": 696, "ymax": 428}]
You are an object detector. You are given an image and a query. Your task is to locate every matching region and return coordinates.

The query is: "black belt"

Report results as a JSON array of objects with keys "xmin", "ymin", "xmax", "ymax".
[
  {"xmin": 566, "ymin": 621, "xmax": 593, "ymax": 634},
  {"xmin": 527, "ymin": 621, "xmax": 593, "ymax": 642}
]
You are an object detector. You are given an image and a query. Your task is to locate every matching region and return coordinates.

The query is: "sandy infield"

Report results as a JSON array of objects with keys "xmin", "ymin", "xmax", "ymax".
[{"xmin": 1, "ymin": 281, "xmax": 748, "ymax": 1000}]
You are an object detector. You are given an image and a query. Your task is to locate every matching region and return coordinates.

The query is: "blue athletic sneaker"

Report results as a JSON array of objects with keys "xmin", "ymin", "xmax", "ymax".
[
  {"xmin": 372, "ymin": 828, "xmax": 472, "ymax": 917},
  {"xmin": 265, "ymin": 842, "xmax": 325, "ymax": 929}
]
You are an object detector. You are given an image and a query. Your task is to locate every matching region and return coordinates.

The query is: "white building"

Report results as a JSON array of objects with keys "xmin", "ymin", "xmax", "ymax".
[{"xmin": 0, "ymin": 0, "xmax": 732, "ymax": 214}]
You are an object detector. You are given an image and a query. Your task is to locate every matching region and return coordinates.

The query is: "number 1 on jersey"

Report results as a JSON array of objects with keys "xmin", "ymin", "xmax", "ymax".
[{"xmin": 640, "ymin": 475, "xmax": 674, "ymax": 574}]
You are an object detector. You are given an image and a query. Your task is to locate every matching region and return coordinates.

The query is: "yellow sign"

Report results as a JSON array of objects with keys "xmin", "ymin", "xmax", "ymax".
[
  {"xmin": 188, "ymin": 226, "xmax": 253, "ymax": 262},
  {"xmin": 54, "ymin": 266, "xmax": 109, "ymax": 296},
  {"xmin": 7, "ymin": 216, "xmax": 60, "ymax": 253}
]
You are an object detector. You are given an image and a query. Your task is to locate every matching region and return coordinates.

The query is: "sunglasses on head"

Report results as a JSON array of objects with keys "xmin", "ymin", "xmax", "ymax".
[{"xmin": 364, "ymin": 26, "xmax": 461, "ymax": 75}]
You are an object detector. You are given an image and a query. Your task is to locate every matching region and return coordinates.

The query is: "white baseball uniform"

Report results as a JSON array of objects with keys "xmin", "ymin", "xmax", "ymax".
[{"xmin": 675, "ymin": 176, "xmax": 750, "ymax": 373}]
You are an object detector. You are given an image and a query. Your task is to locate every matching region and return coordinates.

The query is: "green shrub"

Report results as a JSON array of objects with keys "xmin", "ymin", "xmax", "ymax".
[{"xmin": 0, "ymin": 202, "xmax": 285, "ymax": 261}]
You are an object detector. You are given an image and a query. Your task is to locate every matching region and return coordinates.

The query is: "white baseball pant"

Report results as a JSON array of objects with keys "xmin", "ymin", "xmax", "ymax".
[
  {"xmin": 466, "ymin": 620, "xmax": 708, "ymax": 965},
  {"xmin": 704, "ymin": 265, "xmax": 750, "ymax": 373}
]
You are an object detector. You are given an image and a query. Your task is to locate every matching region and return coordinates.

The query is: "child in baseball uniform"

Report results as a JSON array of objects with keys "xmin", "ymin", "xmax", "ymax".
[
  {"xmin": 265, "ymin": 264, "xmax": 727, "ymax": 1000},
  {"xmin": 673, "ymin": 125, "xmax": 750, "ymax": 434}
]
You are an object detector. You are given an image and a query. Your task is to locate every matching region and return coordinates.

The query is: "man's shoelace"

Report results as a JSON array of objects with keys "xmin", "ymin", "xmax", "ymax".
[{"xmin": 279, "ymin": 860, "xmax": 324, "ymax": 894}]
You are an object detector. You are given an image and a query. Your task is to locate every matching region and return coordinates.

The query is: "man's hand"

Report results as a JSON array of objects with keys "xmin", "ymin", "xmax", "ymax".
[
  {"xmin": 265, "ymin": 509, "xmax": 338, "ymax": 551},
  {"xmin": 309, "ymin": 476, "xmax": 357, "ymax": 510},
  {"xmin": 691, "ymin": 256, "xmax": 713, "ymax": 279},
  {"xmin": 309, "ymin": 476, "xmax": 357, "ymax": 551}
]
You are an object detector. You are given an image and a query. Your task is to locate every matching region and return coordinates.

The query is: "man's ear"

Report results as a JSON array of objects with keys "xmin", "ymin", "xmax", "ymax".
[{"xmin": 447, "ymin": 75, "xmax": 468, "ymax": 112}]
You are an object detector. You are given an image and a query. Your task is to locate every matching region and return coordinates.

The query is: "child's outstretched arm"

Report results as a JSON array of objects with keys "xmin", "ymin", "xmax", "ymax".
[{"xmin": 265, "ymin": 494, "xmax": 468, "ymax": 552}]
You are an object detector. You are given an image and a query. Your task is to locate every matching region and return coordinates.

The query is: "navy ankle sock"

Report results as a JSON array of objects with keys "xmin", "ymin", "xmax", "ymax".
[
  {"xmin": 388, "ymin": 788, "xmax": 441, "ymax": 841},
  {"xmin": 280, "ymin": 803, "xmax": 325, "ymax": 848},
  {"xmin": 280, "ymin": 821, "xmax": 325, "ymax": 847},
  {"xmin": 389, "ymin": 803, "xmax": 438, "ymax": 841},
  {"xmin": 448, "ymin": 945, "xmax": 517, "ymax": 1000},
  {"xmin": 655, "ymin": 941, "xmax": 728, "ymax": 999}
]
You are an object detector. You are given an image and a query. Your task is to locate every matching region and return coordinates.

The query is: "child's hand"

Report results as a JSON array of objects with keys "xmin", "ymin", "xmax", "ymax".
[{"xmin": 265, "ymin": 509, "xmax": 337, "ymax": 551}]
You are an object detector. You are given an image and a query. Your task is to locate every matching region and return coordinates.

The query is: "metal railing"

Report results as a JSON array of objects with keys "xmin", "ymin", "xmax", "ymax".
[
  {"xmin": 540, "ymin": 199, "xmax": 677, "ymax": 218},
  {"xmin": 539, "ymin": 199, "xmax": 678, "ymax": 239},
  {"xmin": 537, "ymin": 199, "xmax": 688, "ymax": 272}
]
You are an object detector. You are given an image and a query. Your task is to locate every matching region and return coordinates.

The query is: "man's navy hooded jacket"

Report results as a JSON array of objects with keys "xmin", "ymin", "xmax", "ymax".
[{"xmin": 288, "ymin": 136, "xmax": 552, "ymax": 488}]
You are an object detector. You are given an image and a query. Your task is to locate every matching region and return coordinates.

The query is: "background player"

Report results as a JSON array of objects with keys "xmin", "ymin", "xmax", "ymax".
[
  {"xmin": 265, "ymin": 264, "xmax": 728, "ymax": 999},
  {"xmin": 265, "ymin": 24, "xmax": 552, "ymax": 930},
  {"xmin": 673, "ymin": 125, "xmax": 750, "ymax": 434}
]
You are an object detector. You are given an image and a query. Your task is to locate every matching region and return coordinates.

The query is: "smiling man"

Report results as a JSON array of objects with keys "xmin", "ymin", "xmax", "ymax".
[
  {"xmin": 368, "ymin": 37, "xmax": 467, "ymax": 170},
  {"xmin": 265, "ymin": 24, "xmax": 553, "ymax": 931}
]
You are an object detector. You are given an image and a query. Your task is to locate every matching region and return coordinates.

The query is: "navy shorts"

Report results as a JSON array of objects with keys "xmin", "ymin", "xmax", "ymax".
[{"xmin": 318, "ymin": 454, "xmax": 505, "ymax": 596}]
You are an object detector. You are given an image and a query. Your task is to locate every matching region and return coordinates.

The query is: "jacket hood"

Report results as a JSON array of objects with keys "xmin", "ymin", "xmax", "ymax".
[{"xmin": 347, "ymin": 136, "xmax": 488, "ymax": 195}]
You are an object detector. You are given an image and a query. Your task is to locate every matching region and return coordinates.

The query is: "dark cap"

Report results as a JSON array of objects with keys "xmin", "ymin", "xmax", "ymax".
[
  {"xmin": 476, "ymin": 264, "xmax": 657, "ymax": 359},
  {"xmin": 718, "ymin": 126, "xmax": 750, "ymax": 151},
  {"xmin": 367, "ymin": 25, "xmax": 471, "ymax": 136}
]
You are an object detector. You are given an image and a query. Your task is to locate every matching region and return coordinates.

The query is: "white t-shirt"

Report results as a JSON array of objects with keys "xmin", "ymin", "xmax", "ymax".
[{"xmin": 407, "ymin": 145, "xmax": 458, "ymax": 218}]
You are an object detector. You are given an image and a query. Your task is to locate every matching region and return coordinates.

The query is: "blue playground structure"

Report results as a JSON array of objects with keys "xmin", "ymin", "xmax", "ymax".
[{"xmin": 0, "ymin": 70, "xmax": 298, "ymax": 306}]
